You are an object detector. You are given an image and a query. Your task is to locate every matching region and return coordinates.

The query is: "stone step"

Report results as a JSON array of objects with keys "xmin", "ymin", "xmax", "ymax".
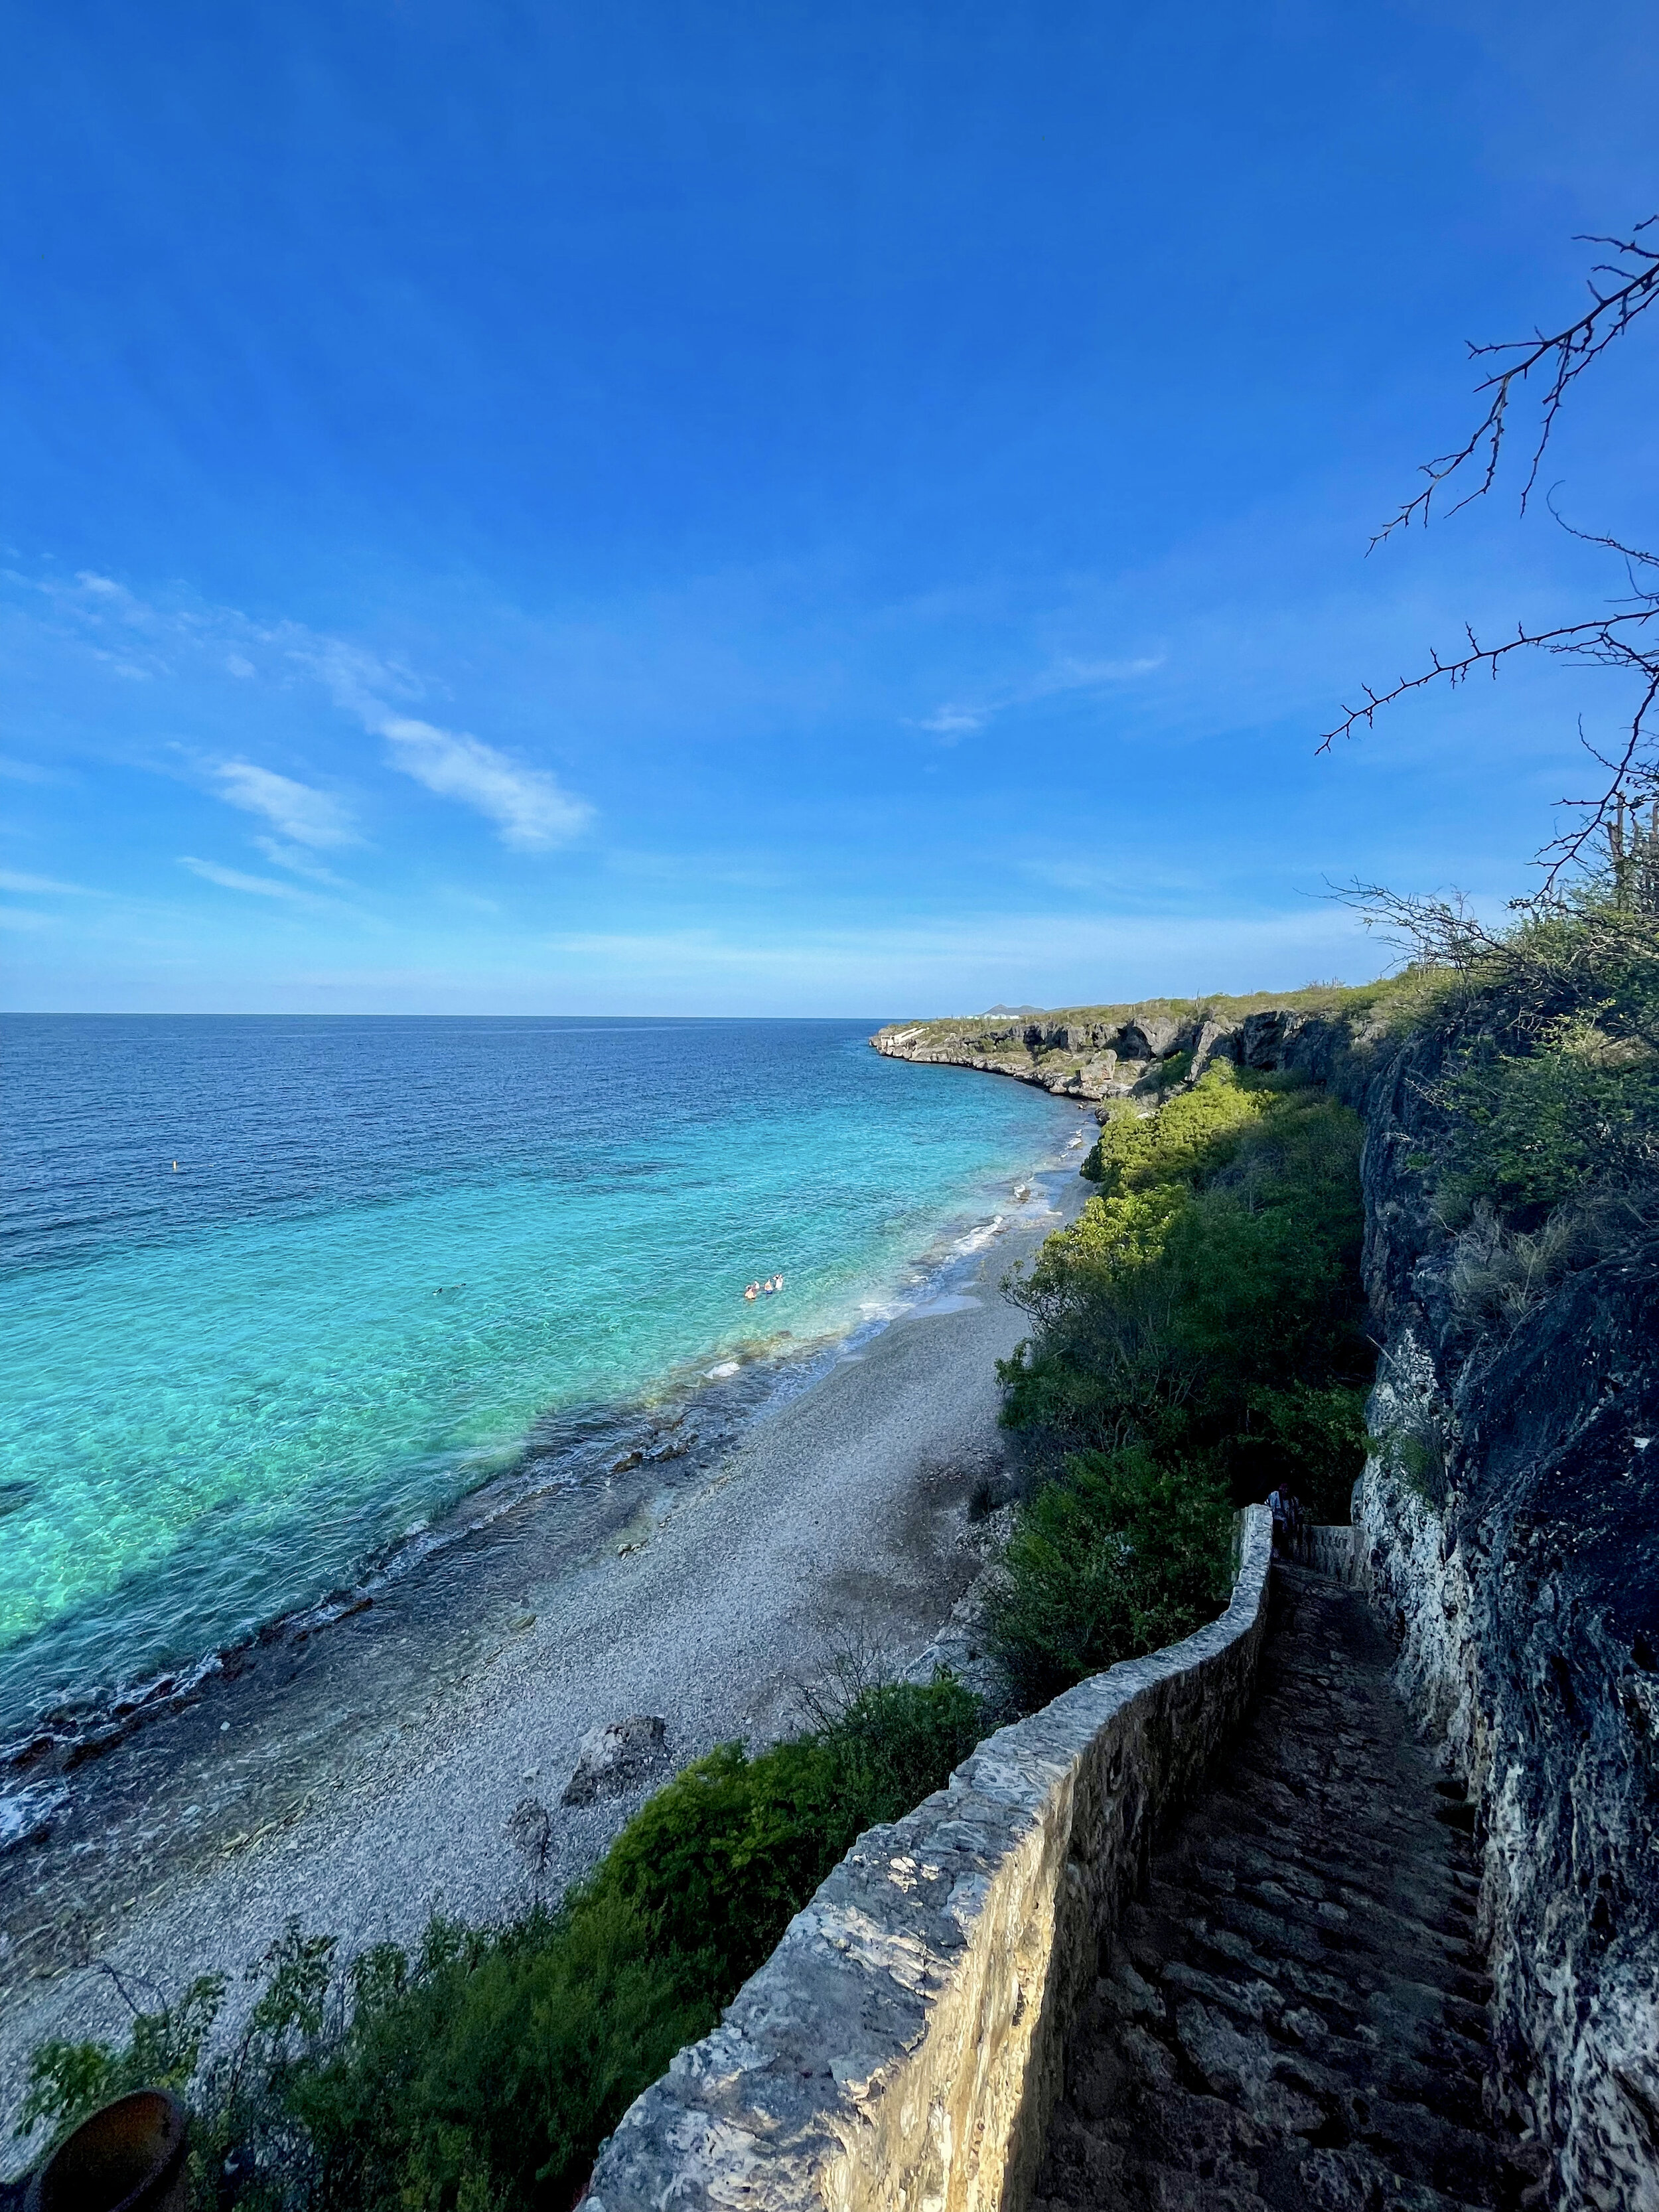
[{"xmin": 1032, "ymin": 1566, "xmax": 1532, "ymax": 2212}]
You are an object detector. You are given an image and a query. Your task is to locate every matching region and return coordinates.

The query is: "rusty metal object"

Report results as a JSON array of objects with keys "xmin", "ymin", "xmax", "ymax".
[{"xmin": 25, "ymin": 2091, "xmax": 188, "ymax": 2212}]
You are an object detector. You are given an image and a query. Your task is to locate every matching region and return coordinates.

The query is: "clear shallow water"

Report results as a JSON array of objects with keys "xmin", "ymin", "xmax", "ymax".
[{"xmin": 1, "ymin": 1017, "xmax": 1076, "ymax": 1741}]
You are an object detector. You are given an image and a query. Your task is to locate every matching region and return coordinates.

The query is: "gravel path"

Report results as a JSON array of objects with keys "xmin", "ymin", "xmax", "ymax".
[{"xmin": 0, "ymin": 1178, "xmax": 1082, "ymax": 2158}]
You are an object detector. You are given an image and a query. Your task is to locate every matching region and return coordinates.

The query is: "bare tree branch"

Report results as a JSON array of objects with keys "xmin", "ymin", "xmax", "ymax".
[
  {"xmin": 1316, "ymin": 608, "xmax": 1659, "ymax": 751},
  {"xmin": 1373, "ymin": 217, "xmax": 1659, "ymax": 544},
  {"xmin": 1324, "ymin": 214, "xmax": 1659, "ymax": 903}
]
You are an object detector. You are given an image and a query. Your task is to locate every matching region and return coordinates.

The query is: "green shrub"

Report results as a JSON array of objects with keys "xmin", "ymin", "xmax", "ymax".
[
  {"xmin": 1354, "ymin": 873, "xmax": 1659, "ymax": 1217},
  {"xmin": 1439, "ymin": 1014, "xmax": 1659, "ymax": 1213},
  {"xmin": 289, "ymin": 1894, "xmax": 712, "ymax": 2212},
  {"xmin": 16, "ymin": 1678, "xmax": 984, "ymax": 2212},
  {"xmin": 13, "ymin": 1970, "xmax": 228, "ymax": 2147},
  {"xmin": 986, "ymin": 1445, "xmax": 1233, "ymax": 1706},
  {"xmin": 587, "ymin": 1675, "xmax": 983, "ymax": 1992},
  {"xmin": 1242, "ymin": 1381, "xmax": 1371, "ymax": 1522},
  {"xmin": 1002, "ymin": 1066, "xmax": 1369, "ymax": 1489},
  {"xmin": 991, "ymin": 1059, "xmax": 1370, "ymax": 1708}
]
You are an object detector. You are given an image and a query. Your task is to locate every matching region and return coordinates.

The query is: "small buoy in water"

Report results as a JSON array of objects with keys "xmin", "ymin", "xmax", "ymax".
[{"xmin": 172, "ymin": 1161, "xmax": 179, "ymax": 1172}]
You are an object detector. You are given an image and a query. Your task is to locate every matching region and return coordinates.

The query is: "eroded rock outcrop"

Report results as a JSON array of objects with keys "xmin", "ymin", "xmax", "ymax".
[
  {"xmin": 871, "ymin": 1007, "xmax": 1204, "ymax": 1102},
  {"xmin": 871, "ymin": 996, "xmax": 1364, "ymax": 1108}
]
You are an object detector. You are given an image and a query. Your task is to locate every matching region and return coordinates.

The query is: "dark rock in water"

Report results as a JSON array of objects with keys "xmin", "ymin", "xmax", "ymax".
[
  {"xmin": 0, "ymin": 1482, "xmax": 32, "ymax": 1518},
  {"xmin": 561, "ymin": 1714, "xmax": 668, "ymax": 1806},
  {"xmin": 0, "ymin": 1781, "xmax": 69, "ymax": 1855}
]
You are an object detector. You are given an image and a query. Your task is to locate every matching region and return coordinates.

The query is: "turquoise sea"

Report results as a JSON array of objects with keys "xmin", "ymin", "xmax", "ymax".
[{"xmin": 1, "ymin": 1017, "xmax": 1077, "ymax": 1751}]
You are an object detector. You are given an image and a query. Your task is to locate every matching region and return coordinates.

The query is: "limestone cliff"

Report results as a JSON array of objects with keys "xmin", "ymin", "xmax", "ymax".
[{"xmin": 870, "ymin": 991, "xmax": 1353, "ymax": 1104}]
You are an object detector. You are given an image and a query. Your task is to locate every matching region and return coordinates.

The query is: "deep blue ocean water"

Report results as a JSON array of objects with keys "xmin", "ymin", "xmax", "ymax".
[{"xmin": 1, "ymin": 1017, "xmax": 1076, "ymax": 1744}]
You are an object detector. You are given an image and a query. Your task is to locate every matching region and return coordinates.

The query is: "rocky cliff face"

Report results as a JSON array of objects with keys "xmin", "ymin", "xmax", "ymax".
[
  {"xmin": 1349, "ymin": 1025, "xmax": 1659, "ymax": 2212},
  {"xmin": 875, "ymin": 998, "xmax": 1659, "ymax": 2207},
  {"xmin": 873, "ymin": 1003, "xmax": 1256, "ymax": 1102}
]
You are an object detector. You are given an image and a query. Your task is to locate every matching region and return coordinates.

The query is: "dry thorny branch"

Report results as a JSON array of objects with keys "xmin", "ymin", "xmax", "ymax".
[
  {"xmin": 1321, "ymin": 216, "xmax": 1659, "ymax": 895},
  {"xmin": 1374, "ymin": 217, "xmax": 1659, "ymax": 539}
]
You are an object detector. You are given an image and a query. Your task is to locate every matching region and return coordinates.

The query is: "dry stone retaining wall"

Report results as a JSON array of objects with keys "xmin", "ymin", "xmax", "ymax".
[{"xmin": 587, "ymin": 1505, "xmax": 1273, "ymax": 2212}]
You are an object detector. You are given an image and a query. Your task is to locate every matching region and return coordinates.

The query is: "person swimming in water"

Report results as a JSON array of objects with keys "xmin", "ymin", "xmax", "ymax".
[{"xmin": 743, "ymin": 1282, "xmax": 759, "ymax": 1301}]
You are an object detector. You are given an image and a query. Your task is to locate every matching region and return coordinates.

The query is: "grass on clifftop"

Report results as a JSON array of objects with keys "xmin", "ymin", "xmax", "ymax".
[
  {"xmin": 988, "ymin": 1063, "xmax": 1371, "ymax": 1705},
  {"xmin": 881, "ymin": 978, "xmax": 1404, "ymax": 1039},
  {"xmin": 17, "ymin": 1678, "xmax": 983, "ymax": 2212}
]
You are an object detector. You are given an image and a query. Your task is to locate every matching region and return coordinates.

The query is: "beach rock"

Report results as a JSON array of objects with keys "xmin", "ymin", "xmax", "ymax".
[
  {"xmin": 560, "ymin": 1714, "xmax": 668, "ymax": 1806},
  {"xmin": 505, "ymin": 1795, "xmax": 553, "ymax": 1885}
]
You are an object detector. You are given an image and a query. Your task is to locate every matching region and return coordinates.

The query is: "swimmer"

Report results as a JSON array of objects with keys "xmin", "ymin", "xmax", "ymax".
[{"xmin": 744, "ymin": 1282, "xmax": 758, "ymax": 1301}]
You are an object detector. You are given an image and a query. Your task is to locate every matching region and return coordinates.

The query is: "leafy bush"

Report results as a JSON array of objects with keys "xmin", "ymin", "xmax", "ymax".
[
  {"xmin": 1356, "ymin": 873, "xmax": 1659, "ymax": 1218},
  {"xmin": 985, "ymin": 1445, "xmax": 1234, "ymax": 1706},
  {"xmin": 15, "ymin": 1679, "xmax": 983, "ymax": 2212},
  {"xmin": 585, "ymin": 1675, "xmax": 983, "ymax": 1992},
  {"xmin": 289, "ymin": 1895, "xmax": 711, "ymax": 2212},
  {"xmin": 989, "ymin": 1061, "xmax": 1370, "ymax": 1704},
  {"xmin": 1439, "ymin": 1013, "xmax": 1659, "ymax": 1213},
  {"xmin": 1243, "ymin": 1380, "xmax": 1371, "ymax": 1523},
  {"xmin": 1002, "ymin": 1065, "xmax": 1369, "ymax": 1503}
]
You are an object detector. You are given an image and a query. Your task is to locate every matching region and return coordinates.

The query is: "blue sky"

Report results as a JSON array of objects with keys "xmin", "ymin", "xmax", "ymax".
[{"xmin": 3, "ymin": 1, "xmax": 1656, "ymax": 1014}]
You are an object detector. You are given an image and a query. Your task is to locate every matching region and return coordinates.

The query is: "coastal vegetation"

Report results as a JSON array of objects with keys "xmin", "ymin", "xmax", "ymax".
[
  {"xmin": 1374, "ymin": 875, "xmax": 1659, "ymax": 1217},
  {"xmin": 981, "ymin": 861, "xmax": 1659, "ymax": 1705},
  {"xmin": 15, "ymin": 1676, "xmax": 982, "ymax": 2212},
  {"xmin": 988, "ymin": 1062, "xmax": 1372, "ymax": 1703},
  {"xmin": 1362, "ymin": 869, "xmax": 1659, "ymax": 1337}
]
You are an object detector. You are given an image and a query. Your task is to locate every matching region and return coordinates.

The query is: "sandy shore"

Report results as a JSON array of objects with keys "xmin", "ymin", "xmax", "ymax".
[{"xmin": 0, "ymin": 1163, "xmax": 1086, "ymax": 2151}]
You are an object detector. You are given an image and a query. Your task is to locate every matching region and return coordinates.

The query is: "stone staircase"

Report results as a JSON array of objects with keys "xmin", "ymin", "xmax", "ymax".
[{"xmin": 1031, "ymin": 1561, "xmax": 1542, "ymax": 2212}]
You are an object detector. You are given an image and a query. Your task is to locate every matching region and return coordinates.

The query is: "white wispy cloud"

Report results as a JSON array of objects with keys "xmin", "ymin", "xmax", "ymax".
[
  {"xmin": 0, "ymin": 868, "xmax": 97, "ymax": 895},
  {"xmin": 251, "ymin": 837, "xmax": 354, "ymax": 886},
  {"xmin": 179, "ymin": 856, "xmax": 329, "ymax": 907},
  {"xmin": 21, "ymin": 570, "xmax": 596, "ymax": 854},
  {"xmin": 278, "ymin": 636, "xmax": 593, "ymax": 848},
  {"xmin": 212, "ymin": 761, "xmax": 360, "ymax": 848},
  {"xmin": 374, "ymin": 715, "xmax": 594, "ymax": 849},
  {"xmin": 918, "ymin": 704, "xmax": 987, "ymax": 737},
  {"xmin": 917, "ymin": 652, "xmax": 1166, "ymax": 743}
]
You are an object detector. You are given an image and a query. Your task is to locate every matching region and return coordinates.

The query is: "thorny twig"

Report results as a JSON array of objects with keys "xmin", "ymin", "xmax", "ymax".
[
  {"xmin": 1373, "ymin": 216, "xmax": 1659, "ymax": 541},
  {"xmin": 1325, "ymin": 216, "xmax": 1659, "ymax": 896}
]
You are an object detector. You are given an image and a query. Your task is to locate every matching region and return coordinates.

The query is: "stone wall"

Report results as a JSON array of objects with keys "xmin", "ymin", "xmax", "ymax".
[
  {"xmin": 587, "ymin": 1506, "xmax": 1273, "ymax": 2212},
  {"xmin": 1305, "ymin": 1522, "xmax": 1359, "ymax": 1585}
]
